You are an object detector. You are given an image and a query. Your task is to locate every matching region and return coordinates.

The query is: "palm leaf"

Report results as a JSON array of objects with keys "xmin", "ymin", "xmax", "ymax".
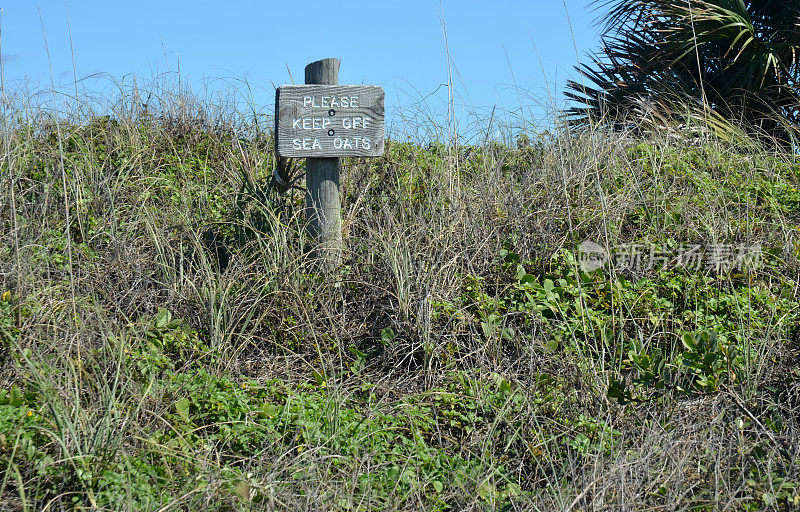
[{"xmin": 567, "ymin": 0, "xmax": 800, "ymax": 143}]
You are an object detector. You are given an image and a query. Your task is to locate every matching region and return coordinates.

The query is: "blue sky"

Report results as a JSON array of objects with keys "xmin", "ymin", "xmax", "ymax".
[{"xmin": 1, "ymin": 1, "xmax": 601, "ymax": 139}]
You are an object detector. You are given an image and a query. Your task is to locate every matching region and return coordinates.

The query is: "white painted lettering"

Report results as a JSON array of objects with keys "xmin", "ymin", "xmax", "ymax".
[
  {"xmin": 293, "ymin": 117, "xmax": 335, "ymax": 130},
  {"xmin": 342, "ymin": 116, "xmax": 370, "ymax": 130},
  {"xmin": 350, "ymin": 96, "xmax": 359, "ymax": 107},
  {"xmin": 293, "ymin": 138, "xmax": 302, "ymax": 150},
  {"xmin": 312, "ymin": 138, "xmax": 321, "ymax": 150}
]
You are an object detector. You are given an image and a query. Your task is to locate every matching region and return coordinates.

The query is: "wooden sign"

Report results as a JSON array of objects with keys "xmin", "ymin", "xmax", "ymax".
[{"xmin": 275, "ymin": 84, "xmax": 385, "ymax": 158}]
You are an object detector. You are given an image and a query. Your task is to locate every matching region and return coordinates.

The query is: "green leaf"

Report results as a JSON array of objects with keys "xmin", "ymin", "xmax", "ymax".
[
  {"xmin": 478, "ymin": 481, "xmax": 496, "ymax": 501},
  {"xmin": 607, "ymin": 379, "xmax": 631, "ymax": 405},
  {"xmin": 380, "ymin": 327, "xmax": 396, "ymax": 344},
  {"xmin": 155, "ymin": 308, "xmax": 171, "ymax": 329},
  {"xmin": 347, "ymin": 345, "xmax": 366, "ymax": 359},
  {"xmin": 9, "ymin": 385, "xmax": 23, "ymax": 407},
  {"xmin": 682, "ymin": 333, "xmax": 697, "ymax": 352},
  {"xmin": 312, "ymin": 370, "xmax": 327, "ymax": 387},
  {"xmin": 175, "ymin": 397, "xmax": 191, "ymax": 423}
]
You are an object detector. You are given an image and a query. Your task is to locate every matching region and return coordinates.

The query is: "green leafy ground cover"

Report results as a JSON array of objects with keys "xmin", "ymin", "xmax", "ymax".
[{"xmin": 0, "ymin": 92, "xmax": 799, "ymax": 510}]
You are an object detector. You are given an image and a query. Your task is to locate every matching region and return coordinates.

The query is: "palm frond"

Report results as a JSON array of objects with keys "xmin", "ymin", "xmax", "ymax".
[{"xmin": 569, "ymin": 0, "xmax": 800, "ymax": 142}]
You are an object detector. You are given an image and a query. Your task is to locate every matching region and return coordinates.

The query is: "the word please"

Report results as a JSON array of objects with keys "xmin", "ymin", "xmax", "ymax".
[{"xmin": 303, "ymin": 95, "xmax": 359, "ymax": 108}]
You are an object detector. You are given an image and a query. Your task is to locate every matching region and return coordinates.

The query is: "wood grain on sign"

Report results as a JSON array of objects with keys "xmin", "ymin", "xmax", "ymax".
[{"xmin": 275, "ymin": 85, "xmax": 385, "ymax": 158}]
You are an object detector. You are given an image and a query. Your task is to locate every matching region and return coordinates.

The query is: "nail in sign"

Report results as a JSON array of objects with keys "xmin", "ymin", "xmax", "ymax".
[{"xmin": 275, "ymin": 85, "xmax": 385, "ymax": 158}]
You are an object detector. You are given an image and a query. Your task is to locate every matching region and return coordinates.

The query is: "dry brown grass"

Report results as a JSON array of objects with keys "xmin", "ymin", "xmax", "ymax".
[{"xmin": 0, "ymin": 79, "xmax": 798, "ymax": 511}]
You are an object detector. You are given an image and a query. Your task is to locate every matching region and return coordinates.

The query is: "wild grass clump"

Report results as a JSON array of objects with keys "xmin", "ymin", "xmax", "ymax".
[{"xmin": 0, "ymin": 80, "xmax": 798, "ymax": 511}]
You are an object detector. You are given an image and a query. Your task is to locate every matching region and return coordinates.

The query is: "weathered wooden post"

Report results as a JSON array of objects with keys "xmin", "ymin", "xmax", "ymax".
[
  {"xmin": 275, "ymin": 58, "xmax": 385, "ymax": 272},
  {"xmin": 304, "ymin": 58, "xmax": 342, "ymax": 271}
]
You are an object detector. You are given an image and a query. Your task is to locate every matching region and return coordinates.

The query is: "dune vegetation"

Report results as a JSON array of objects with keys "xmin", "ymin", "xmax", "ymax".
[{"xmin": 0, "ymin": 67, "xmax": 799, "ymax": 512}]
